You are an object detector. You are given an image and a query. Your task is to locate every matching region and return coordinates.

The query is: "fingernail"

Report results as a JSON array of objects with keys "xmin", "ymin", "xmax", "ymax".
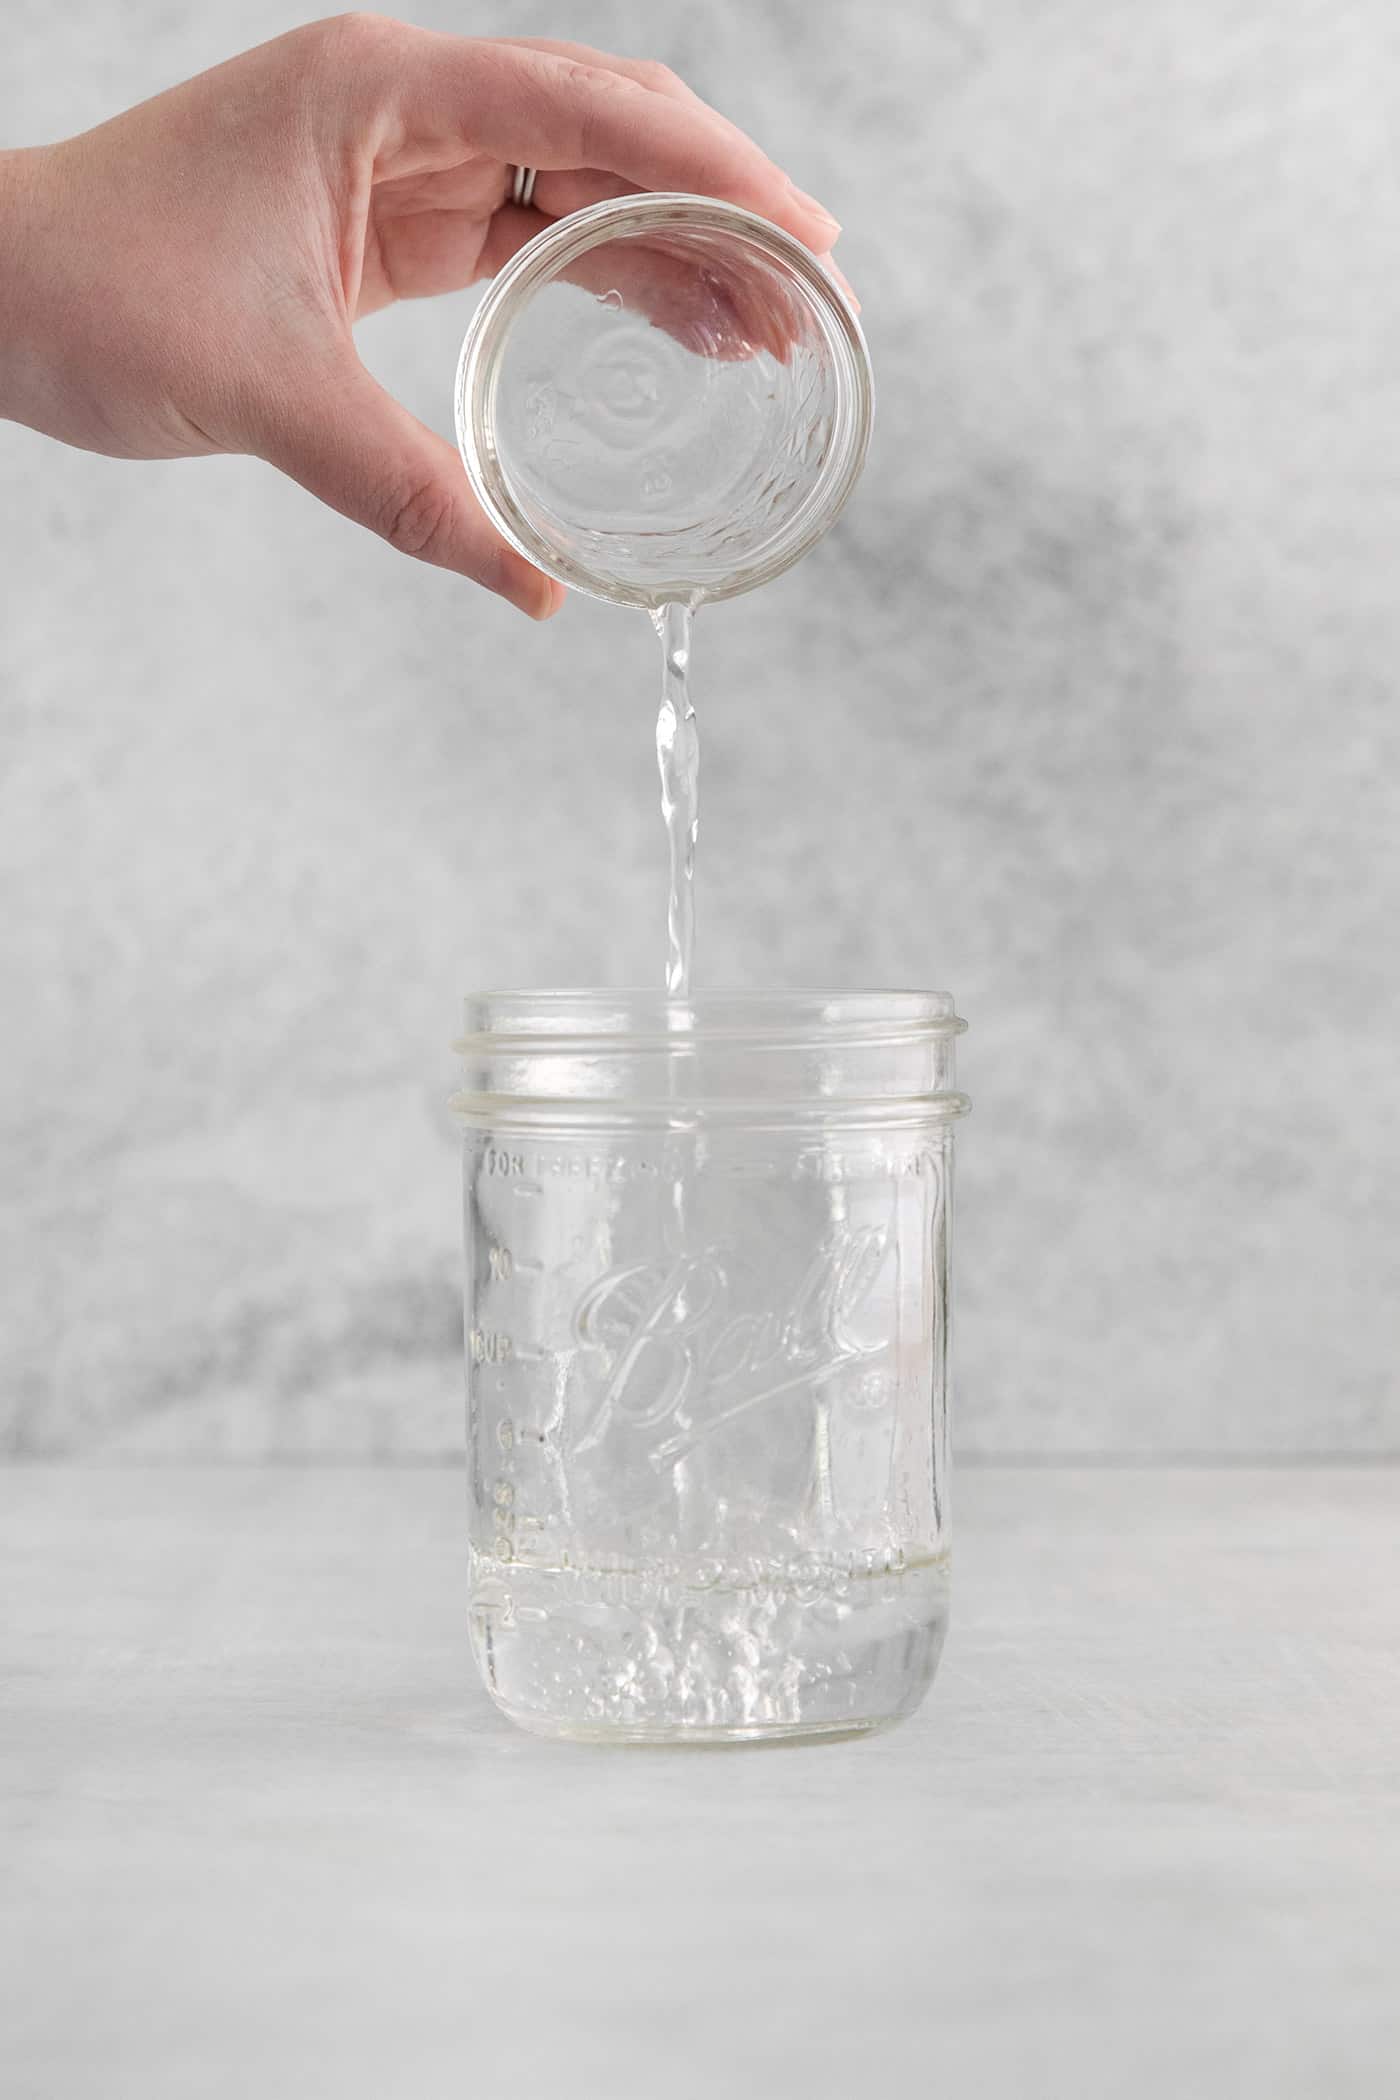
[
  {"xmin": 500, "ymin": 549, "xmax": 565, "ymax": 619},
  {"xmin": 787, "ymin": 182, "xmax": 841, "ymax": 240}
]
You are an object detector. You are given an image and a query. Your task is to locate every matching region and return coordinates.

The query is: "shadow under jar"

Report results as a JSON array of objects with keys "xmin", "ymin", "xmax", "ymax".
[{"xmin": 454, "ymin": 991, "xmax": 970, "ymax": 1746}]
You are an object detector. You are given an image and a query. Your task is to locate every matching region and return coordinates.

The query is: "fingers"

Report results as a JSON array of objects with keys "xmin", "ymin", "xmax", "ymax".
[
  {"xmin": 469, "ymin": 207, "xmax": 803, "ymax": 363},
  {"xmin": 471, "ymin": 201, "xmax": 557, "ymax": 280},
  {"xmin": 497, "ymin": 40, "xmax": 842, "ymax": 249},
  {"xmin": 821, "ymin": 255, "xmax": 861, "ymax": 313},
  {"xmin": 496, "ymin": 38, "xmax": 713, "ymax": 112},
  {"xmin": 407, "ymin": 33, "xmax": 843, "ymax": 254},
  {"xmin": 255, "ymin": 354, "xmax": 563, "ymax": 618},
  {"xmin": 528, "ymin": 168, "xmax": 640, "ymax": 221}
]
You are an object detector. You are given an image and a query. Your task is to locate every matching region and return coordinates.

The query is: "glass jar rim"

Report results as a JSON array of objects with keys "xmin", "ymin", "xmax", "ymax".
[
  {"xmin": 457, "ymin": 987, "xmax": 966, "ymax": 1051},
  {"xmin": 452, "ymin": 989, "xmax": 970, "ymax": 1131},
  {"xmin": 454, "ymin": 193, "xmax": 875, "ymax": 609}
]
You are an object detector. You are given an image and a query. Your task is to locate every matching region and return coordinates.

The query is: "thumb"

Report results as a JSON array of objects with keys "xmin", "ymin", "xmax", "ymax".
[{"xmin": 256, "ymin": 356, "xmax": 563, "ymax": 619}]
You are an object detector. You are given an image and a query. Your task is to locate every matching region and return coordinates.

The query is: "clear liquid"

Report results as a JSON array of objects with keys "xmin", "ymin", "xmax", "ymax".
[
  {"xmin": 469, "ymin": 1550, "xmax": 950, "ymax": 1743},
  {"xmin": 652, "ymin": 600, "xmax": 699, "ymax": 997}
]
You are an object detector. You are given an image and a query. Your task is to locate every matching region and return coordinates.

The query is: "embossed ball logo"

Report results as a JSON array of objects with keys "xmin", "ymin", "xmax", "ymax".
[{"xmin": 570, "ymin": 1224, "xmax": 893, "ymax": 1471}]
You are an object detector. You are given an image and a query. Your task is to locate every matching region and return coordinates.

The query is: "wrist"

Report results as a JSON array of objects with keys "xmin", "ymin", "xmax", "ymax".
[
  {"xmin": 0, "ymin": 146, "xmax": 63, "ymax": 436},
  {"xmin": 0, "ymin": 143, "xmax": 110, "ymax": 450}
]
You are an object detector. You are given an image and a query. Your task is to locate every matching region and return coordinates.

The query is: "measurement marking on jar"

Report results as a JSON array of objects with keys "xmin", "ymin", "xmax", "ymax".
[
  {"xmin": 512, "ymin": 1344, "xmax": 547, "ymax": 1363},
  {"xmin": 512, "ymin": 1183, "xmax": 543, "ymax": 1199},
  {"xmin": 469, "ymin": 1328, "xmax": 514, "ymax": 1366}
]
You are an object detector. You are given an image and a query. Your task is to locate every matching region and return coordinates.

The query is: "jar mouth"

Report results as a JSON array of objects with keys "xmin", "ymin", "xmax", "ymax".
[
  {"xmin": 453, "ymin": 989, "xmax": 969, "ymax": 1129},
  {"xmin": 457, "ymin": 987, "xmax": 967, "ymax": 1052},
  {"xmin": 455, "ymin": 193, "xmax": 873, "ymax": 609}
]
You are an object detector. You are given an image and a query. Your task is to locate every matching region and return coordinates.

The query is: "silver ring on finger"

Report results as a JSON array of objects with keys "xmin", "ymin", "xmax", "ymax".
[{"xmin": 510, "ymin": 166, "xmax": 538, "ymax": 210}]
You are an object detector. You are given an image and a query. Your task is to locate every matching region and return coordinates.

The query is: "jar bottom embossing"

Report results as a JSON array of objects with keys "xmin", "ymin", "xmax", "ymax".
[{"xmin": 453, "ymin": 991, "xmax": 969, "ymax": 1745}]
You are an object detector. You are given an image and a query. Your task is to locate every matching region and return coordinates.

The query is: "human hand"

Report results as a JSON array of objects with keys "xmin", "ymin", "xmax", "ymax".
[{"xmin": 0, "ymin": 15, "xmax": 846, "ymax": 616}]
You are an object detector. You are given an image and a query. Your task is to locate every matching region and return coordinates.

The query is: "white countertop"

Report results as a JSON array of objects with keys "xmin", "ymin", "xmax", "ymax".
[{"xmin": 3, "ymin": 1465, "xmax": 1396, "ymax": 2099}]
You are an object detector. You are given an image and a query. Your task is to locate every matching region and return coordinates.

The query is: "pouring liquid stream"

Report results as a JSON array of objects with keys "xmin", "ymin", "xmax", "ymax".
[{"xmin": 652, "ymin": 600, "xmax": 700, "ymax": 998}]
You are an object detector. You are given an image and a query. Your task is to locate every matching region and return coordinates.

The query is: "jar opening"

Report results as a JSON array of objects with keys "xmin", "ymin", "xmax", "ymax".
[
  {"xmin": 453, "ymin": 989, "xmax": 970, "ymax": 1129},
  {"xmin": 458, "ymin": 987, "xmax": 965, "ymax": 1048}
]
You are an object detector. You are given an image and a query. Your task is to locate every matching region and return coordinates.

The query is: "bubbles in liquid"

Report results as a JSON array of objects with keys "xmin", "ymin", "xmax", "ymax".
[{"xmin": 469, "ymin": 1550, "xmax": 951, "ymax": 1741}]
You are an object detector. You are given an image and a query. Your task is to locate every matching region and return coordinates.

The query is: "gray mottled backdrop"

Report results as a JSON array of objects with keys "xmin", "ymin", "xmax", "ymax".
[{"xmin": 3, "ymin": 0, "xmax": 1398, "ymax": 1457}]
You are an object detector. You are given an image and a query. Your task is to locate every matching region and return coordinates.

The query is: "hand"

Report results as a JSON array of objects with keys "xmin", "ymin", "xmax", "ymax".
[{"xmin": 0, "ymin": 15, "xmax": 846, "ymax": 617}]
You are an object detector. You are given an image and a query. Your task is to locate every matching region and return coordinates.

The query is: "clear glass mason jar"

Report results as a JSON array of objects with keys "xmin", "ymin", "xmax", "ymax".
[
  {"xmin": 453, "ymin": 990, "xmax": 970, "ymax": 1744},
  {"xmin": 454, "ymin": 194, "xmax": 873, "ymax": 606}
]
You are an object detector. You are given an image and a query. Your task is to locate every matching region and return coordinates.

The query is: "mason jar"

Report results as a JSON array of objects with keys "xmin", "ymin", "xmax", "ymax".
[{"xmin": 453, "ymin": 990, "xmax": 969, "ymax": 1744}]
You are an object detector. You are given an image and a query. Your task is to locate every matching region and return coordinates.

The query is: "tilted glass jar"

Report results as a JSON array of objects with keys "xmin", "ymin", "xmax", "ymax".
[
  {"xmin": 455, "ymin": 194, "xmax": 873, "ymax": 607},
  {"xmin": 453, "ymin": 989, "xmax": 969, "ymax": 1744}
]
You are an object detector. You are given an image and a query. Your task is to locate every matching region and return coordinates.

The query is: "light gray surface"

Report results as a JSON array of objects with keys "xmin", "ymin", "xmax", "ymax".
[
  {"xmin": 4, "ymin": 2, "xmax": 1400, "ymax": 1457},
  {"xmin": 3, "ymin": 1465, "xmax": 1396, "ymax": 2098}
]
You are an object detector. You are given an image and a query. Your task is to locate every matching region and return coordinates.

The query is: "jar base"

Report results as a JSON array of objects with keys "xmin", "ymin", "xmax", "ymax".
[
  {"xmin": 471, "ymin": 1555, "xmax": 949, "ymax": 1747},
  {"xmin": 487, "ymin": 1704, "xmax": 918, "ymax": 1749}
]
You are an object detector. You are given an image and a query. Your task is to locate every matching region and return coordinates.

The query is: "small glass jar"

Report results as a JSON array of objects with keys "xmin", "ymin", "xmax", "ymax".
[
  {"xmin": 453, "ymin": 990, "xmax": 969, "ymax": 1744},
  {"xmin": 455, "ymin": 194, "xmax": 873, "ymax": 606}
]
